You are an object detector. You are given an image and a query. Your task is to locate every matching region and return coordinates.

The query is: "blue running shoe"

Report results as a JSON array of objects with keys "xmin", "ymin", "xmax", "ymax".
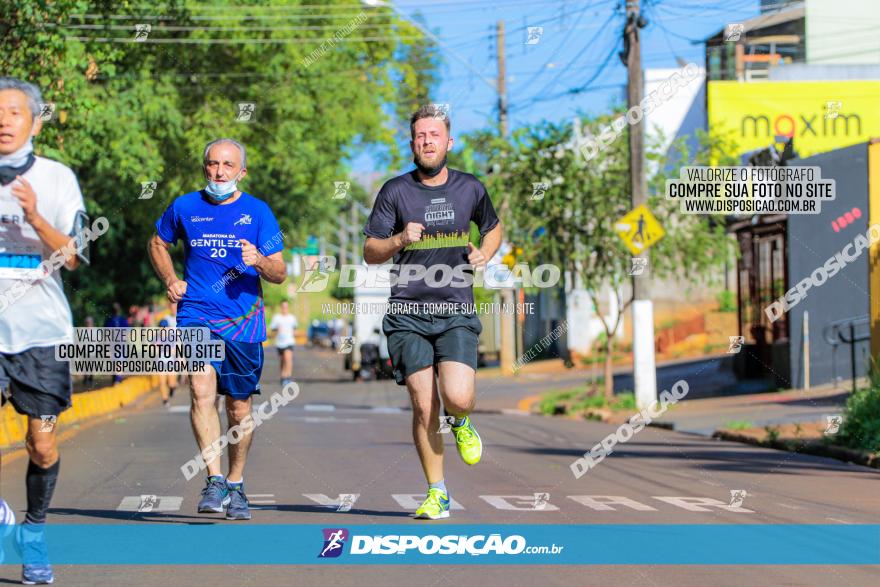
[
  {"xmin": 17, "ymin": 524, "xmax": 53, "ymax": 585},
  {"xmin": 0, "ymin": 497, "xmax": 16, "ymax": 564},
  {"xmin": 225, "ymin": 483, "xmax": 251, "ymax": 521},
  {"xmin": 197, "ymin": 476, "xmax": 230, "ymax": 513}
]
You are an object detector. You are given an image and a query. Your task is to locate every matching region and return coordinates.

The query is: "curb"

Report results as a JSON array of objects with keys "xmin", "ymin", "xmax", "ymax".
[
  {"xmin": 0, "ymin": 375, "xmax": 159, "ymax": 448},
  {"xmin": 516, "ymin": 394, "xmax": 544, "ymax": 413},
  {"xmin": 712, "ymin": 429, "xmax": 880, "ymax": 469}
]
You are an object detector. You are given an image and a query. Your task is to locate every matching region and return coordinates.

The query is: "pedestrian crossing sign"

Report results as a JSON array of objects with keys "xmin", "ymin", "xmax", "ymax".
[{"xmin": 614, "ymin": 204, "xmax": 665, "ymax": 255}]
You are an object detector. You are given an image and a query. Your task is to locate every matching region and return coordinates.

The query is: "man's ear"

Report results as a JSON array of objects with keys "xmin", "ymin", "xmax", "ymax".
[
  {"xmin": 409, "ymin": 140, "xmax": 416, "ymax": 155},
  {"xmin": 239, "ymin": 167, "xmax": 248, "ymax": 180},
  {"xmin": 446, "ymin": 136, "xmax": 454, "ymax": 152},
  {"xmin": 31, "ymin": 117, "xmax": 43, "ymax": 138}
]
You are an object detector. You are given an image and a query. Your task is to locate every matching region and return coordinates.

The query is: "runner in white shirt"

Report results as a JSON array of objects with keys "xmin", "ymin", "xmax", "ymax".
[
  {"xmin": 158, "ymin": 301, "xmax": 179, "ymax": 407},
  {"xmin": 269, "ymin": 300, "xmax": 297, "ymax": 387},
  {"xmin": 0, "ymin": 76, "xmax": 90, "ymax": 585}
]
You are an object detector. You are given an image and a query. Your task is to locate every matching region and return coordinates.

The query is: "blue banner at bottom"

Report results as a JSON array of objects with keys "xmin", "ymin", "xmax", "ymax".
[{"xmin": 1, "ymin": 524, "xmax": 878, "ymax": 565}]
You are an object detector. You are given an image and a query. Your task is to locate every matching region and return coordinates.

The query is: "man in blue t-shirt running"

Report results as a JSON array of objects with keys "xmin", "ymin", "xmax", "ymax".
[{"xmin": 148, "ymin": 138, "xmax": 286, "ymax": 520}]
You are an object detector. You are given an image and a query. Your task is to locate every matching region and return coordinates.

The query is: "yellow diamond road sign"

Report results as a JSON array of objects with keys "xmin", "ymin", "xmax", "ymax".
[{"xmin": 614, "ymin": 204, "xmax": 665, "ymax": 255}]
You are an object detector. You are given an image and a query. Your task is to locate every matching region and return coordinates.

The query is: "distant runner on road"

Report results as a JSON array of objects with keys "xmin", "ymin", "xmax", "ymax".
[{"xmin": 269, "ymin": 300, "xmax": 297, "ymax": 388}]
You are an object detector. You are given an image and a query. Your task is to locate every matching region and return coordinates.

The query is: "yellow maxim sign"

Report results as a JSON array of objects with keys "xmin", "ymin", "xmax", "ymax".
[{"xmin": 708, "ymin": 81, "xmax": 880, "ymax": 158}]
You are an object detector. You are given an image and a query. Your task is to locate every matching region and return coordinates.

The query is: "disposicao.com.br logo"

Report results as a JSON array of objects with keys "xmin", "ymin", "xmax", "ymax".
[{"xmin": 319, "ymin": 529, "xmax": 563, "ymax": 558}]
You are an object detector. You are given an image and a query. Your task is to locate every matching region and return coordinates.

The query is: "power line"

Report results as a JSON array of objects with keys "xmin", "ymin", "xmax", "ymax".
[
  {"xmin": 62, "ymin": 34, "xmax": 452, "ymax": 44},
  {"xmin": 55, "ymin": 22, "xmax": 401, "ymax": 32},
  {"xmin": 516, "ymin": 8, "xmax": 620, "ymax": 109},
  {"xmin": 514, "ymin": 0, "xmax": 596, "ymax": 93},
  {"xmin": 70, "ymin": 0, "xmax": 577, "ymax": 21},
  {"xmin": 512, "ymin": 40, "xmax": 621, "ymax": 112}
]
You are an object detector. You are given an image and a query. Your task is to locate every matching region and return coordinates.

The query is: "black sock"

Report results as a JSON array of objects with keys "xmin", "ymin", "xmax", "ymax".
[{"xmin": 25, "ymin": 459, "xmax": 60, "ymax": 525}]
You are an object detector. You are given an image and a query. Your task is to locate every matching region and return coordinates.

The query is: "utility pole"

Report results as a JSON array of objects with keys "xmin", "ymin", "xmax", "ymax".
[
  {"xmin": 497, "ymin": 19, "xmax": 516, "ymax": 375},
  {"xmin": 350, "ymin": 203, "xmax": 358, "ymax": 265},
  {"xmin": 339, "ymin": 202, "xmax": 349, "ymax": 267},
  {"xmin": 497, "ymin": 20, "xmax": 508, "ymax": 137},
  {"xmin": 625, "ymin": 0, "xmax": 657, "ymax": 408}
]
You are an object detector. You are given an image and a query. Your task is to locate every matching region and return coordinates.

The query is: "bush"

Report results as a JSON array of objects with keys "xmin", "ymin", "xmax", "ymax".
[
  {"xmin": 571, "ymin": 394, "xmax": 607, "ymax": 411},
  {"xmin": 837, "ymin": 357, "xmax": 880, "ymax": 452},
  {"xmin": 838, "ymin": 387, "xmax": 880, "ymax": 452},
  {"xmin": 716, "ymin": 290, "xmax": 736, "ymax": 312}
]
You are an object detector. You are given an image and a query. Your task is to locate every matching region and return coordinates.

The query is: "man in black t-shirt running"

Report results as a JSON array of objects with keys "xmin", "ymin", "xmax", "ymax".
[{"xmin": 363, "ymin": 104, "xmax": 502, "ymax": 520}]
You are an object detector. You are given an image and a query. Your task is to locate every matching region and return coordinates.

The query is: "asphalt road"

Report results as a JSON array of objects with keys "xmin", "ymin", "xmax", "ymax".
[{"xmin": 0, "ymin": 346, "xmax": 877, "ymax": 585}]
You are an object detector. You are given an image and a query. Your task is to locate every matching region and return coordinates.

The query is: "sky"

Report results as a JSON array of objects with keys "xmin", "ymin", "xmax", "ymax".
[{"xmin": 353, "ymin": 0, "xmax": 764, "ymax": 171}]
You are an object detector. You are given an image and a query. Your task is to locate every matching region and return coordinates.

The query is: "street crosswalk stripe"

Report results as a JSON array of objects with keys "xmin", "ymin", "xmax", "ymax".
[
  {"xmin": 117, "ymin": 496, "xmax": 182, "ymax": 512},
  {"xmin": 391, "ymin": 494, "xmax": 465, "ymax": 510},
  {"xmin": 114, "ymin": 493, "xmax": 758, "ymax": 514},
  {"xmin": 304, "ymin": 404, "xmax": 335, "ymax": 411}
]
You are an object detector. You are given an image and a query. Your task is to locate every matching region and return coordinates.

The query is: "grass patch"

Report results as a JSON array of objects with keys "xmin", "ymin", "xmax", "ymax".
[
  {"xmin": 612, "ymin": 392, "xmax": 636, "ymax": 411},
  {"xmin": 723, "ymin": 420, "xmax": 755, "ymax": 430},
  {"xmin": 538, "ymin": 388, "xmax": 582, "ymax": 415},
  {"xmin": 537, "ymin": 386, "xmax": 635, "ymax": 417}
]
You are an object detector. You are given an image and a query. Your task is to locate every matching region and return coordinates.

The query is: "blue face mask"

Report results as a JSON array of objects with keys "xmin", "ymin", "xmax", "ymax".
[{"xmin": 205, "ymin": 172, "xmax": 241, "ymax": 201}]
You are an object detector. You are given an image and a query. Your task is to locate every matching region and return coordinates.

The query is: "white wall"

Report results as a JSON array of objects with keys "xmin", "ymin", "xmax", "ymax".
[
  {"xmin": 806, "ymin": 0, "xmax": 880, "ymax": 64},
  {"xmin": 564, "ymin": 272, "xmax": 623, "ymax": 355},
  {"xmin": 643, "ymin": 66, "xmax": 706, "ymax": 156}
]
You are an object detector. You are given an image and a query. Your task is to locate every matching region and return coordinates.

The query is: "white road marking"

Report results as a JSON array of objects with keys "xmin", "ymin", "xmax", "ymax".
[
  {"xmin": 304, "ymin": 404, "xmax": 335, "ymax": 412},
  {"xmin": 479, "ymin": 495, "xmax": 560, "ymax": 511},
  {"xmin": 371, "ymin": 406, "xmax": 404, "ymax": 414},
  {"xmin": 776, "ymin": 502, "xmax": 802, "ymax": 510},
  {"xmin": 652, "ymin": 496, "xmax": 755, "ymax": 513},
  {"xmin": 117, "ymin": 496, "xmax": 182, "ymax": 512},
  {"xmin": 249, "ymin": 493, "xmax": 276, "ymax": 505},
  {"xmin": 567, "ymin": 495, "xmax": 657, "ymax": 512},
  {"xmin": 166, "ymin": 406, "xmax": 190, "ymax": 413},
  {"xmin": 392, "ymin": 494, "xmax": 465, "ymax": 510},
  {"xmin": 303, "ymin": 493, "xmax": 361, "ymax": 511},
  {"xmin": 139, "ymin": 491, "xmax": 765, "ymax": 515},
  {"xmin": 287, "ymin": 416, "xmax": 368, "ymax": 423}
]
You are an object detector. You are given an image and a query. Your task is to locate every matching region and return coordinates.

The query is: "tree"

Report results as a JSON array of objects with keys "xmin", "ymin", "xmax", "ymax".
[
  {"xmin": 462, "ymin": 113, "xmax": 739, "ymax": 399},
  {"xmin": 1, "ymin": 0, "xmax": 438, "ymax": 321}
]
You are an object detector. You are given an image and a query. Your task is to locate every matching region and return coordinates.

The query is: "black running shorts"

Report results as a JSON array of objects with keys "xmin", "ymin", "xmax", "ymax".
[
  {"xmin": 0, "ymin": 346, "xmax": 72, "ymax": 418},
  {"xmin": 382, "ymin": 313, "xmax": 482, "ymax": 386}
]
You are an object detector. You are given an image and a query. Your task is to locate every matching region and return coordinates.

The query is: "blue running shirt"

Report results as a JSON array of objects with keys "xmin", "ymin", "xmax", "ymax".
[{"xmin": 155, "ymin": 191, "xmax": 284, "ymax": 342}]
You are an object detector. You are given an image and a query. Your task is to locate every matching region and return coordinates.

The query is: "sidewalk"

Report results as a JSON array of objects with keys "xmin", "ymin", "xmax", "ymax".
[
  {"xmin": 476, "ymin": 353, "xmax": 762, "ymax": 414},
  {"xmin": 652, "ymin": 381, "xmax": 854, "ymax": 436}
]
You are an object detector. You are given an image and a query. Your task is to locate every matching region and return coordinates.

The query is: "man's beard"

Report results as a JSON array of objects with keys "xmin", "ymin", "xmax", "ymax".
[{"xmin": 413, "ymin": 151, "xmax": 447, "ymax": 178}]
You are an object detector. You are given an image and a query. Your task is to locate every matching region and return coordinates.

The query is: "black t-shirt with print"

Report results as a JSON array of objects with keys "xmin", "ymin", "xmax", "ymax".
[{"xmin": 364, "ymin": 168, "xmax": 499, "ymax": 308}]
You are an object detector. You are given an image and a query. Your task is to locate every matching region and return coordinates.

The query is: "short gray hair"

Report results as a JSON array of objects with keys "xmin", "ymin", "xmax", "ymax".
[
  {"xmin": 0, "ymin": 77, "xmax": 43, "ymax": 119},
  {"xmin": 203, "ymin": 138, "xmax": 247, "ymax": 168}
]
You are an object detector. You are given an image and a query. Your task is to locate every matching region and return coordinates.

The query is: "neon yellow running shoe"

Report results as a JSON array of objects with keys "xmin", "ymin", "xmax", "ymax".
[
  {"xmin": 452, "ymin": 416, "xmax": 482, "ymax": 465},
  {"xmin": 414, "ymin": 488, "xmax": 450, "ymax": 520}
]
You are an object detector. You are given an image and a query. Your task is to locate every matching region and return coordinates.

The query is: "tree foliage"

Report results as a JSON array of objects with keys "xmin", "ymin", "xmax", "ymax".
[
  {"xmin": 1, "ymin": 0, "xmax": 438, "ymax": 321},
  {"xmin": 455, "ymin": 115, "xmax": 739, "ymax": 397}
]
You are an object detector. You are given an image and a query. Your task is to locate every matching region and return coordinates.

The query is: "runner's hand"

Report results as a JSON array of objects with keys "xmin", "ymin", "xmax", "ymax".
[
  {"xmin": 467, "ymin": 243, "xmax": 487, "ymax": 269},
  {"xmin": 240, "ymin": 239, "xmax": 259, "ymax": 266},
  {"xmin": 400, "ymin": 223, "xmax": 424, "ymax": 247},
  {"xmin": 167, "ymin": 279, "xmax": 187, "ymax": 302},
  {"xmin": 11, "ymin": 176, "xmax": 39, "ymax": 224}
]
